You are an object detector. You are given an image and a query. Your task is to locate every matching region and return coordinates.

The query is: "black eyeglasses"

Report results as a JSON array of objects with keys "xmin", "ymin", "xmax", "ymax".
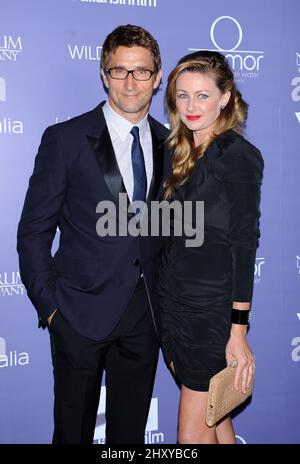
[{"xmin": 106, "ymin": 67, "xmax": 155, "ymax": 81}]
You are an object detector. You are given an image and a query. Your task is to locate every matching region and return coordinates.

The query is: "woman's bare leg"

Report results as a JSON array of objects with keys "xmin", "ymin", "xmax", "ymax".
[
  {"xmin": 177, "ymin": 385, "xmax": 218, "ymax": 444},
  {"xmin": 216, "ymin": 416, "xmax": 236, "ymax": 444}
]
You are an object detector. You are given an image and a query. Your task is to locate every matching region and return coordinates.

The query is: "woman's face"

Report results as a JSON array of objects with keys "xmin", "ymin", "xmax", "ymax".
[{"xmin": 175, "ymin": 71, "xmax": 230, "ymax": 145}]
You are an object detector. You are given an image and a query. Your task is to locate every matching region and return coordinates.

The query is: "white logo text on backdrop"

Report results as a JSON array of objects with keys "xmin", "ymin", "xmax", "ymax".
[
  {"xmin": 0, "ymin": 78, "xmax": 24, "ymax": 135},
  {"xmin": 291, "ymin": 312, "xmax": 300, "ymax": 362},
  {"xmin": 254, "ymin": 257, "xmax": 265, "ymax": 284},
  {"xmin": 0, "ymin": 272, "xmax": 25, "ymax": 296},
  {"xmin": 68, "ymin": 44, "xmax": 102, "ymax": 61},
  {"xmin": 0, "ymin": 336, "xmax": 29, "ymax": 368},
  {"xmin": 93, "ymin": 386, "xmax": 164, "ymax": 443},
  {"xmin": 291, "ymin": 53, "xmax": 300, "ymax": 124},
  {"xmin": 0, "ymin": 77, "xmax": 6, "ymax": 102},
  {"xmin": 189, "ymin": 16, "xmax": 264, "ymax": 82},
  {"xmin": 80, "ymin": 0, "xmax": 157, "ymax": 7},
  {"xmin": 0, "ymin": 36, "xmax": 22, "ymax": 62}
]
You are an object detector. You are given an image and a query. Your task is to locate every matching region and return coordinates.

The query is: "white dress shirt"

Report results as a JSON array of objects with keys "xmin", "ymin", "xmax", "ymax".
[{"xmin": 102, "ymin": 101, "xmax": 153, "ymax": 203}]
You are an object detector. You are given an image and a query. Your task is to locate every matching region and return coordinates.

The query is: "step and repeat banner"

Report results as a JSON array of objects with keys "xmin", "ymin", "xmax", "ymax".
[{"xmin": 0, "ymin": 0, "xmax": 299, "ymax": 444}]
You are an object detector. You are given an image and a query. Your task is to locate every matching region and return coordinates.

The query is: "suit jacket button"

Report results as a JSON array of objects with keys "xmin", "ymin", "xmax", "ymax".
[{"xmin": 133, "ymin": 258, "xmax": 140, "ymax": 266}]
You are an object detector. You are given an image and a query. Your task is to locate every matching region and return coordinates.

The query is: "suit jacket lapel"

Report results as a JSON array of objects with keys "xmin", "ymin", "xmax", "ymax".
[
  {"xmin": 87, "ymin": 105, "xmax": 166, "ymax": 209},
  {"xmin": 146, "ymin": 117, "xmax": 165, "ymax": 205},
  {"xmin": 87, "ymin": 105, "xmax": 127, "ymax": 206}
]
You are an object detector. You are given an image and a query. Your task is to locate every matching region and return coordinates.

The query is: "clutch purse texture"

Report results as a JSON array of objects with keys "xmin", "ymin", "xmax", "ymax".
[{"xmin": 206, "ymin": 363, "xmax": 254, "ymax": 427}]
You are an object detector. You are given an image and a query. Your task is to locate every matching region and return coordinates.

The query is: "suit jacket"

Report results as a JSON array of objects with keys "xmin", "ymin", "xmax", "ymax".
[{"xmin": 17, "ymin": 102, "xmax": 171, "ymax": 340}]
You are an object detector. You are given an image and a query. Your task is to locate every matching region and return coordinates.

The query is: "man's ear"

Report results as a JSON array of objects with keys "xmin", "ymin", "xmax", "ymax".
[
  {"xmin": 101, "ymin": 69, "xmax": 109, "ymax": 89},
  {"xmin": 153, "ymin": 69, "xmax": 163, "ymax": 90}
]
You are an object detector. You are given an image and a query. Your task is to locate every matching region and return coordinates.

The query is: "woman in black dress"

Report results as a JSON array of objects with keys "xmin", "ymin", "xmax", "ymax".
[{"xmin": 159, "ymin": 51, "xmax": 263, "ymax": 444}]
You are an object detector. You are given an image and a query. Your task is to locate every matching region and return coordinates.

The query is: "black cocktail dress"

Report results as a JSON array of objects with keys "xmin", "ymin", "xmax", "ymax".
[{"xmin": 159, "ymin": 130, "xmax": 263, "ymax": 391}]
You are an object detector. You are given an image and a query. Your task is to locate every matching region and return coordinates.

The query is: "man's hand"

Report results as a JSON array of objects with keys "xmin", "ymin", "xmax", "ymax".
[{"xmin": 48, "ymin": 309, "xmax": 58, "ymax": 327}]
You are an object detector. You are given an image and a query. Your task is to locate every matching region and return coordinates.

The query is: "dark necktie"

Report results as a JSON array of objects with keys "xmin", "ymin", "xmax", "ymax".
[{"xmin": 130, "ymin": 126, "xmax": 147, "ymax": 203}]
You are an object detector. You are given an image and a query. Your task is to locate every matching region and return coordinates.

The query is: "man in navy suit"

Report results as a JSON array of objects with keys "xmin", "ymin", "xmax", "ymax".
[{"xmin": 17, "ymin": 24, "xmax": 170, "ymax": 444}]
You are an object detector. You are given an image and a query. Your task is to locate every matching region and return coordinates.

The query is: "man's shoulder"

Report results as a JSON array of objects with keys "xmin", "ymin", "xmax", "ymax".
[
  {"xmin": 148, "ymin": 115, "xmax": 170, "ymax": 140},
  {"xmin": 47, "ymin": 103, "xmax": 104, "ymax": 136}
]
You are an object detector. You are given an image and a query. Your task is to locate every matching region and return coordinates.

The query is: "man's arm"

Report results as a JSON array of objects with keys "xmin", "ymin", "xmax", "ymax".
[{"xmin": 17, "ymin": 126, "xmax": 67, "ymax": 326}]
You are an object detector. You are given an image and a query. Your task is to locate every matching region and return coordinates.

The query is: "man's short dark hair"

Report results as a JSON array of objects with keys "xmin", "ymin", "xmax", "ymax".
[{"xmin": 101, "ymin": 24, "xmax": 161, "ymax": 74}]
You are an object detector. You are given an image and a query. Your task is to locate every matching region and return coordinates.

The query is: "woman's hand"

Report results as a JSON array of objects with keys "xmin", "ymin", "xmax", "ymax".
[{"xmin": 225, "ymin": 324, "xmax": 255, "ymax": 394}]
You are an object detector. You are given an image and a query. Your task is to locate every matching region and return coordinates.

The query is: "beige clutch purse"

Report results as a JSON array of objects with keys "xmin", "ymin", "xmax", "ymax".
[{"xmin": 206, "ymin": 363, "xmax": 254, "ymax": 427}]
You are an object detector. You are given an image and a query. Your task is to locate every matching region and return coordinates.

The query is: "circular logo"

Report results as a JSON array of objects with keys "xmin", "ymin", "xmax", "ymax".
[{"xmin": 210, "ymin": 16, "xmax": 243, "ymax": 51}]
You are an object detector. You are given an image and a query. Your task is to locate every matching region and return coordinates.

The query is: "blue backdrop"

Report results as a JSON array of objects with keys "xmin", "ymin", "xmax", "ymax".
[{"xmin": 0, "ymin": 0, "xmax": 299, "ymax": 444}]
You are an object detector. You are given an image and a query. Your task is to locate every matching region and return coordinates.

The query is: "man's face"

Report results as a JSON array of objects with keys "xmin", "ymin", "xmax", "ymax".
[{"xmin": 102, "ymin": 46, "xmax": 162, "ymax": 123}]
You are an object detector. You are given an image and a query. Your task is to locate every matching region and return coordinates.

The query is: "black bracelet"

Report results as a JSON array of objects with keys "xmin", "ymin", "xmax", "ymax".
[{"xmin": 231, "ymin": 308, "xmax": 251, "ymax": 325}]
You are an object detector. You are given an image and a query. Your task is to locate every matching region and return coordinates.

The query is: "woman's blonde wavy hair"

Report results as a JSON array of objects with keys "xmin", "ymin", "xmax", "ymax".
[{"xmin": 164, "ymin": 51, "xmax": 248, "ymax": 199}]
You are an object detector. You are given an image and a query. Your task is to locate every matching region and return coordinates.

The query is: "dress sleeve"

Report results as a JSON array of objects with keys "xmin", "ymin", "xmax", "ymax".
[{"xmin": 212, "ymin": 134, "xmax": 264, "ymax": 303}]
